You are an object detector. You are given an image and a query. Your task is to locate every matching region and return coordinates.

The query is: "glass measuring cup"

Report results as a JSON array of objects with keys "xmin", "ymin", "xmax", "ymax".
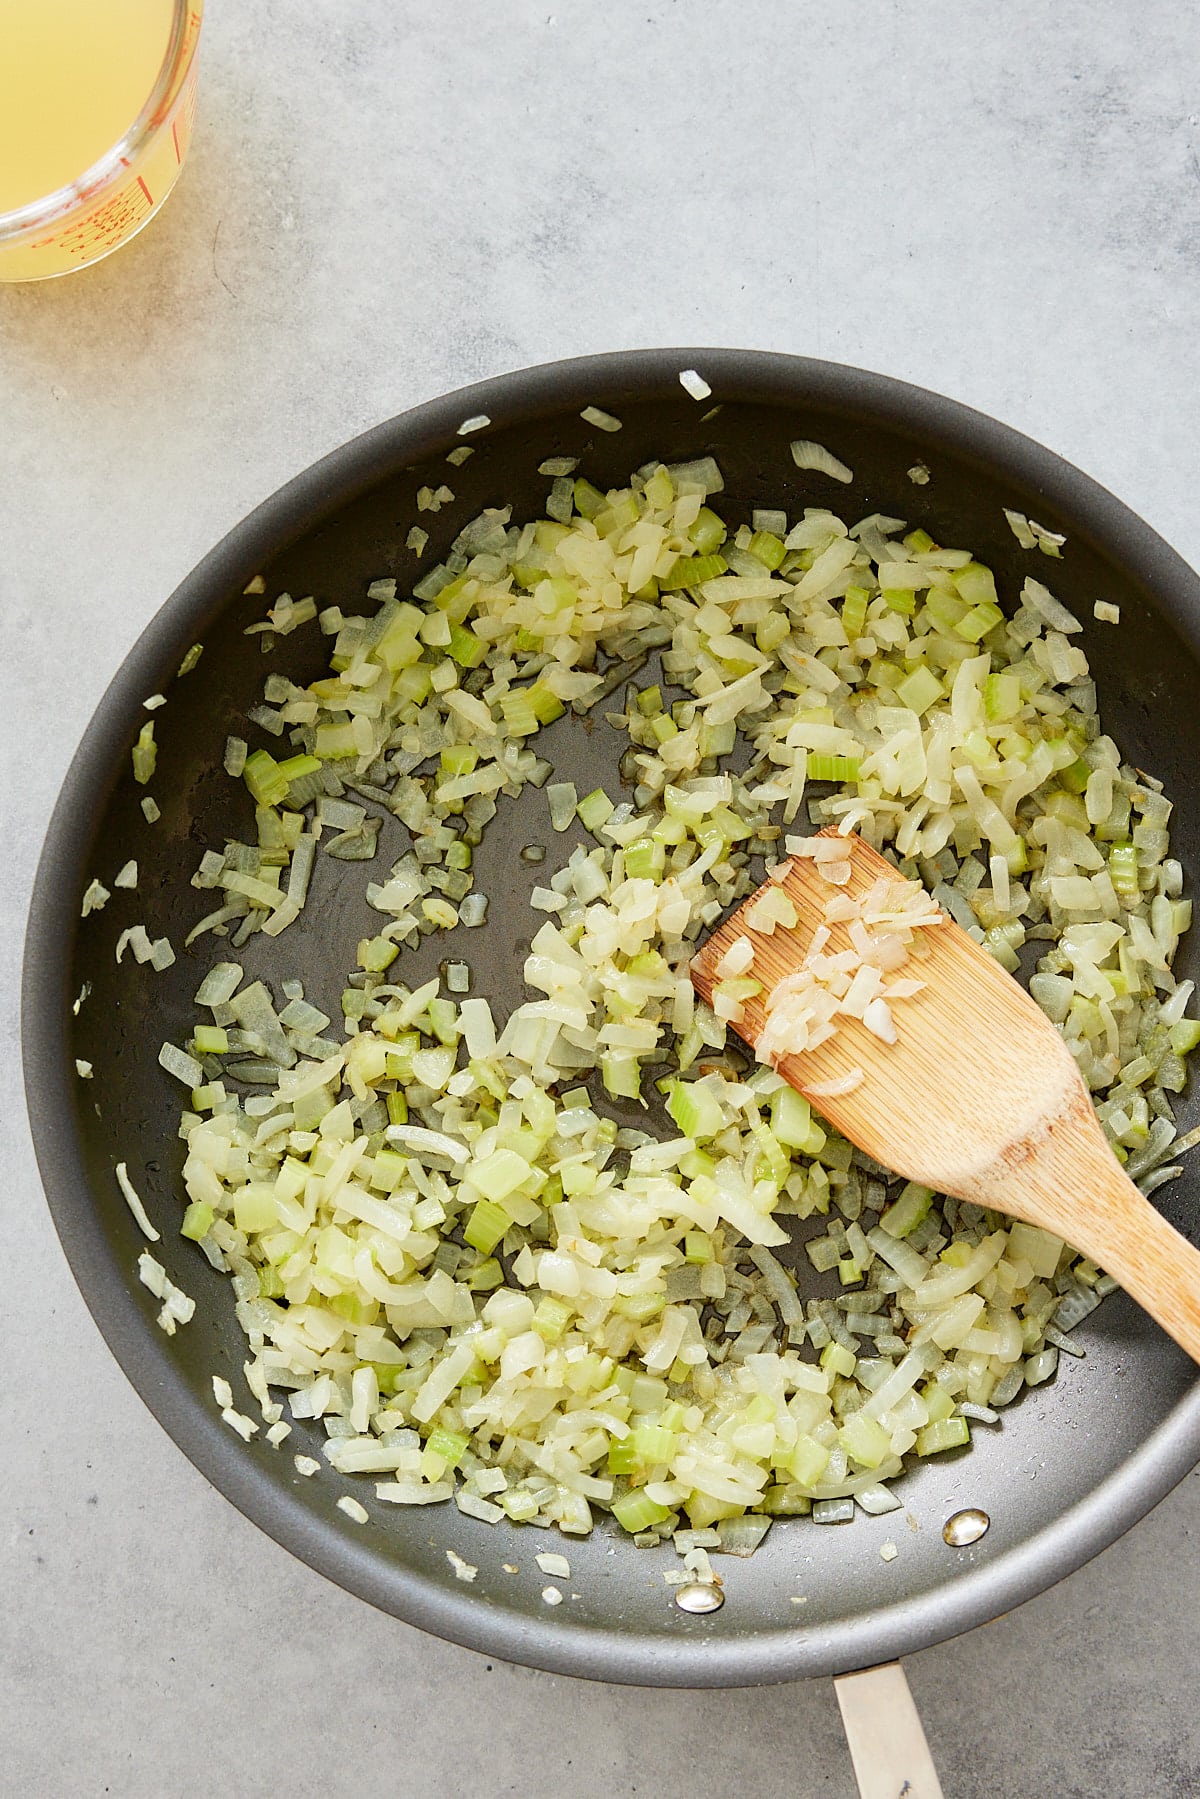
[{"xmin": 0, "ymin": 0, "xmax": 204, "ymax": 283}]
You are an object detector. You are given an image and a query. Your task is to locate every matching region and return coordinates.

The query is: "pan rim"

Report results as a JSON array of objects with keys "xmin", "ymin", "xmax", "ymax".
[{"xmin": 23, "ymin": 345, "xmax": 1200, "ymax": 1686}]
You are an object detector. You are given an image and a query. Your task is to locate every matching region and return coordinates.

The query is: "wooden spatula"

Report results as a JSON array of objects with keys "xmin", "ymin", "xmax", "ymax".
[{"xmin": 691, "ymin": 828, "xmax": 1200, "ymax": 1363}]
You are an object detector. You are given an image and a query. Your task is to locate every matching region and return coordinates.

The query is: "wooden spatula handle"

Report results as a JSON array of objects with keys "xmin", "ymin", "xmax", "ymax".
[
  {"xmin": 834, "ymin": 1662, "xmax": 943, "ymax": 1799},
  {"xmin": 966, "ymin": 1084, "xmax": 1200, "ymax": 1365},
  {"xmin": 1061, "ymin": 1161, "xmax": 1200, "ymax": 1364}
]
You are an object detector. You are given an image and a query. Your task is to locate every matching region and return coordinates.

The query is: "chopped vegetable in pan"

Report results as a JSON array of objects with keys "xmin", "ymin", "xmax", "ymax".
[{"xmin": 161, "ymin": 453, "xmax": 1195, "ymax": 1543}]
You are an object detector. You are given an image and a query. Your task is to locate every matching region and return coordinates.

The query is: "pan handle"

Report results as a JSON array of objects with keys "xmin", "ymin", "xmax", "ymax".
[{"xmin": 833, "ymin": 1661, "xmax": 944, "ymax": 1799}]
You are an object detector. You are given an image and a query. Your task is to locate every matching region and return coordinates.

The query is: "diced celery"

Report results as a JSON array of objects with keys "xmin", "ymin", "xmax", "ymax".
[
  {"xmin": 596, "ymin": 494, "xmax": 640, "ymax": 537},
  {"xmin": 839, "ymin": 1411, "xmax": 891, "ymax": 1469},
  {"xmin": 753, "ymin": 1122, "xmax": 789, "ymax": 1187},
  {"xmin": 425, "ymin": 1425, "xmax": 469, "ymax": 1467},
  {"xmin": 533, "ymin": 1296, "xmax": 574, "ymax": 1343},
  {"xmin": 688, "ymin": 507, "xmax": 727, "ymax": 554},
  {"xmin": 880, "ymin": 1181, "xmax": 934, "ymax": 1239},
  {"xmin": 243, "ymin": 750, "xmax": 290, "ymax": 807},
  {"xmin": 470, "ymin": 1148, "xmax": 533, "ymax": 1202},
  {"xmin": 440, "ymin": 744, "xmax": 478, "ymax": 777},
  {"xmin": 841, "ymin": 586, "xmax": 870, "ymax": 641},
  {"xmin": 895, "ymin": 666, "xmax": 943, "ymax": 716},
  {"xmin": 915, "ymin": 1416, "xmax": 970, "ymax": 1456},
  {"xmin": 623, "ymin": 837, "xmax": 665, "ymax": 881},
  {"xmin": 617, "ymin": 1296, "xmax": 666, "ymax": 1333},
  {"xmin": 276, "ymin": 751, "xmax": 322, "ymax": 787},
  {"xmin": 651, "ymin": 813, "xmax": 687, "ymax": 849},
  {"xmin": 629, "ymin": 1423, "xmax": 676, "ymax": 1464},
  {"xmin": 612, "ymin": 1490, "xmax": 673, "ymax": 1533},
  {"xmin": 984, "ymin": 671, "xmax": 1022, "ymax": 722},
  {"xmin": 329, "ymin": 1291, "xmax": 376, "ymax": 1324},
  {"xmin": 1108, "ymin": 843, "xmax": 1139, "ymax": 897},
  {"xmin": 393, "ymin": 664, "xmax": 434, "ymax": 703},
  {"xmin": 192, "ymin": 1025, "xmax": 229, "ymax": 1055},
  {"xmin": 713, "ymin": 974, "xmax": 761, "ymax": 1008},
  {"xmin": 644, "ymin": 467, "xmax": 674, "ymax": 510},
  {"xmin": 955, "ymin": 601, "xmax": 1004, "ymax": 642},
  {"xmin": 607, "ymin": 1438, "xmax": 640, "ymax": 1475},
  {"xmin": 667, "ymin": 1079, "xmax": 725, "ymax": 1141},
  {"xmin": 427, "ymin": 997, "xmax": 459, "ymax": 1045},
  {"xmin": 358, "ymin": 936, "xmax": 399, "ymax": 973},
  {"xmin": 132, "ymin": 721, "xmax": 157, "ymax": 785},
  {"xmin": 465, "ymin": 1257, "xmax": 504, "ymax": 1292},
  {"xmin": 812, "ymin": 1132, "xmax": 848, "ymax": 1172},
  {"xmin": 572, "ymin": 477, "xmax": 606, "ymax": 518},
  {"xmin": 806, "ymin": 753, "xmax": 861, "ymax": 782},
  {"xmin": 924, "ymin": 587, "xmax": 968, "ymax": 632},
  {"xmin": 698, "ymin": 716, "xmax": 737, "ymax": 759},
  {"xmin": 372, "ymin": 1146, "xmax": 407, "ymax": 1185},
  {"xmin": 747, "ymin": 530, "xmax": 786, "ymax": 570},
  {"xmin": 954, "ymin": 561, "xmax": 998, "ymax": 606},
  {"xmin": 426, "ymin": 574, "xmax": 468, "ymax": 618},
  {"xmin": 788, "ymin": 1432, "xmax": 831, "ymax": 1487},
  {"xmin": 711, "ymin": 804, "xmax": 752, "ymax": 842},
  {"xmin": 499, "ymin": 689, "xmax": 539, "ymax": 735},
  {"xmin": 599, "ymin": 1053, "xmax": 640, "ymax": 1099},
  {"xmin": 820, "ymin": 1341, "xmax": 856, "ymax": 1379},
  {"xmin": 660, "ymin": 553, "xmax": 728, "ymax": 591},
  {"xmin": 577, "ymin": 788, "xmax": 615, "ymax": 833},
  {"xmin": 463, "ymin": 1198, "xmax": 511, "ymax": 1255},
  {"xmin": 181, "ymin": 1201, "xmax": 214, "ymax": 1241},
  {"xmin": 756, "ymin": 610, "xmax": 791, "ymax": 655},
  {"xmin": 920, "ymin": 1382, "xmax": 956, "ymax": 1424},
  {"xmin": 529, "ymin": 682, "xmax": 565, "ymax": 725}
]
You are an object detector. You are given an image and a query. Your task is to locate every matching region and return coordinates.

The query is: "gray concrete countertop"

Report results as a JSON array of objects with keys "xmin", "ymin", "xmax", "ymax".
[{"xmin": 6, "ymin": 3, "xmax": 1200, "ymax": 1794}]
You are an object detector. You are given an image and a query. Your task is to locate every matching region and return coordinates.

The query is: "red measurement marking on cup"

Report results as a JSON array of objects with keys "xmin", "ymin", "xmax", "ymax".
[
  {"xmin": 137, "ymin": 175, "xmax": 153, "ymax": 206},
  {"xmin": 172, "ymin": 118, "xmax": 181, "ymax": 163}
]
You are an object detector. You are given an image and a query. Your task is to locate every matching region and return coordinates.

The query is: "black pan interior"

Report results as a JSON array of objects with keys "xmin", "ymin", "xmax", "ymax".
[{"xmin": 24, "ymin": 350, "xmax": 1200, "ymax": 1685}]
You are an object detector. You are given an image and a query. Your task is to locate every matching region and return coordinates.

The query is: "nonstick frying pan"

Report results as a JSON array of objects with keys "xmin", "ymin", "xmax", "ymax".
[{"xmin": 23, "ymin": 349, "xmax": 1200, "ymax": 1689}]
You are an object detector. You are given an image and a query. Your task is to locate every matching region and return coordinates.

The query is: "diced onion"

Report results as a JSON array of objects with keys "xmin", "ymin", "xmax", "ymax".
[
  {"xmin": 679, "ymin": 369, "xmax": 712, "ymax": 401},
  {"xmin": 791, "ymin": 439, "xmax": 853, "ymax": 483}
]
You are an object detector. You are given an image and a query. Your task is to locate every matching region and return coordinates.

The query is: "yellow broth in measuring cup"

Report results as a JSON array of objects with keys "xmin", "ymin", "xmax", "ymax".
[{"xmin": 0, "ymin": 0, "xmax": 203, "ymax": 281}]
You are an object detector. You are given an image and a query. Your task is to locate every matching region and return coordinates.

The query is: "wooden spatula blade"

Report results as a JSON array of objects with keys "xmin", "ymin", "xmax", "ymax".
[
  {"xmin": 691, "ymin": 830, "xmax": 1200, "ymax": 1363},
  {"xmin": 691, "ymin": 831, "xmax": 1081, "ymax": 1206}
]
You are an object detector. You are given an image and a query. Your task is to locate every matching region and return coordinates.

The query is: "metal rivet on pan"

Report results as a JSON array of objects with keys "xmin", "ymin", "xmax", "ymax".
[
  {"xmin": 942, "ymin": 1508, "xmax": 990, "ymax": 1547},
  {"xmin": 674, "ymin": 1581, "xmax": 725, "ymax": 1614}
]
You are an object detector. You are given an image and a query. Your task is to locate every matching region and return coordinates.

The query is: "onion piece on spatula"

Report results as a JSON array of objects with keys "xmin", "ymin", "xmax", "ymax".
[{"xmin": 691, "ymin": 828, "xmax": 1200, "ymax": 1364}]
